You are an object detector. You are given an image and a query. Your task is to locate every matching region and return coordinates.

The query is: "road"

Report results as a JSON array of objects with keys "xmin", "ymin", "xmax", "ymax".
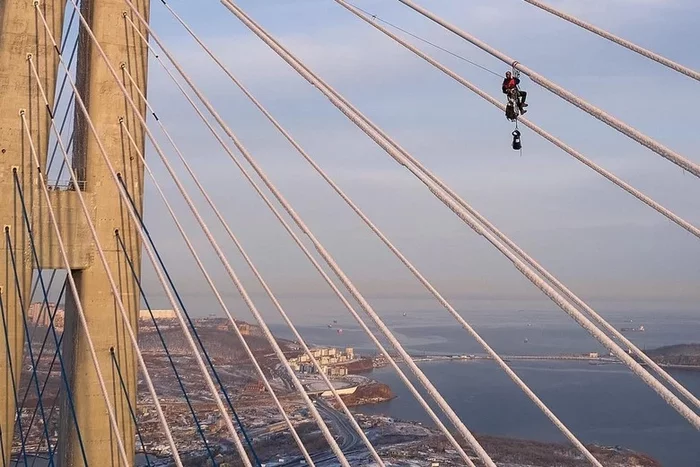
[
  {"xmin": 275, "ymin": 397, "xmax": 365, "ymax": 466},
  {"xmin": 315, "ymin": 398, "xmax": 361, "ymax": 451}
]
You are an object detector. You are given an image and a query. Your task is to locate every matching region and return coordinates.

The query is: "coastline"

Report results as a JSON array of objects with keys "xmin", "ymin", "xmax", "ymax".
[{"xmin": 13, "ymin": 319, "xmax": 691, "ymax": 466}]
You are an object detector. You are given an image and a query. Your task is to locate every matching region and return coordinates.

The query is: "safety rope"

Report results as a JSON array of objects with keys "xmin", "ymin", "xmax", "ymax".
[
  {"xmin": 347, "ymin": 1, "xmax": 502, "ymax": 78},
  {"xmin": 5, "ymin": 228, "xmax": 55, "ymax": 466},
  {"xmin": 395, "ymin": 0, "xmax": 700, "ymax": 178},
  {"xmin": 115, "ymin": 231, "xmax": 217, "ymax": 466},
  {"xmin": 109, "ymin": 348, "xmax": 153, "ymax": 467}
]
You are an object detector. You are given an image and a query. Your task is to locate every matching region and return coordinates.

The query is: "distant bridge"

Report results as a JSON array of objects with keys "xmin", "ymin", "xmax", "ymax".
[{"xmin": 405, "ymin": 354, "xmax": 619, "ymax": 363}]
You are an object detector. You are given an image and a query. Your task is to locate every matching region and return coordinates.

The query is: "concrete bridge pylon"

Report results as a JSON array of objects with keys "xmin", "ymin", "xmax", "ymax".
[{"xmin": 0, "ymin": 0, "xmax": 150, "ymax": 465}]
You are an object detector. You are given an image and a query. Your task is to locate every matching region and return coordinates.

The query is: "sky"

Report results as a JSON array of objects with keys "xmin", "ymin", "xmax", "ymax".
[{"xmin": 122, "ymin": 0, "xmax": 700, "ymax": 324}]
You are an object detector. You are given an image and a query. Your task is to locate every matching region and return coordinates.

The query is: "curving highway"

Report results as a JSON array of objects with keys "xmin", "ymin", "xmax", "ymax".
[{"xmin": 275, "ymin": 397, "xmax": 366, "ymax": 466}]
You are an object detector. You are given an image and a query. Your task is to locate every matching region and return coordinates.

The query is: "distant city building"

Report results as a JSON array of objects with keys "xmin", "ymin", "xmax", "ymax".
[
  {"xmin": 238, "ymin": 322, "xmax": 253, "ymax": 336},
  {"xmin": 328, "ymin": 366, "xmax": 348, "ymax": 377},
  {"xmin": 139, "ymin": 309, "xmax": 177, "ymax": 320},
  {"xmin": 53, "ymin": 311, "xmax": 65, "ymax": 330},
  {"xmin": 288, "ymin": 347, "xmax": 356, "ymax": 377},
  {"xmin": 26, "ymin": 303, "xmax": 258, "ymax": 340},
  {"xmin": 27, "ymin": 302, "xmax": 65, "ymax": 330},
  {"xmin": 27, "ymin": 302, "xmax": 53, "ymax": 327}
]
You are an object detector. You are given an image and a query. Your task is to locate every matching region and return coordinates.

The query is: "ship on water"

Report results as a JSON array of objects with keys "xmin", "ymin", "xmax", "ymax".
[{"xmin": 620, "ymin": 325, "xmax": 645, "ymax": 332}]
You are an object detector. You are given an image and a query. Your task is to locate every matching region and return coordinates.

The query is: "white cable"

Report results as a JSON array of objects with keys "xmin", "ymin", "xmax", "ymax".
[
  {"xmin": 130, "ymin": 58, "xmax": 475, "ymax": 467},
  {"xmin": 106, "ymin": 11, "xmax": 349, "ymax": 465},
  {"xmin": 218, "ymin": 0, "xmax": 700, "ymax": 430},
  {"xmin": 118, "ymin": 112, "xmax": 316, "ymax": 466},
  {"xmin": 132, "ymin": 2, "xmax": 491, "ymax": 465},
  {"xmin": 119, "ymin": 18, "xmax": 473, "ymax": 466},
  {"xmin": 39, "ymin": 4, "xmax": 254, "ymax": 464},
  {"xmin": 340, "ymin": 0, "xmax": 700, "ymax": 411},
  {"xmin": 522, "ymin": 0, "xmax": 700, "ymax": 82},
  {"xmin": 124, "ymin": 7, "xmax": 478, "ymax": 466},
  {"xmin": 155, "ymin": 3, "xmax": 602, "ymax": 464},
  {"xmin": 120, "ymin": 60, "xmax": 384, "ymax": 465},
  {"xmin": 20, "ymin": 111, "xmax": 131, "ymax": 467},
  {"xmin": 344, "ymin": 2, "xmax": 700, "ymax": 241},
  {"xmin": 26, "ymin": 47, "xmax": 183, "ymax": 467},
  {"xmin": 87, "ymin": 5, "xmax": 348, "ymax": 462},
  {"xmin": 396, "ymin": 0, "xmax": 700, "ymax": 179}
]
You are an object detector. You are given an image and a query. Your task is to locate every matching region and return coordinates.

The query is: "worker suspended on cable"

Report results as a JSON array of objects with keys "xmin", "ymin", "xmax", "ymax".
[{"xmin": 502, "ymin": 70, "xmax": 527, "ymax": 117}]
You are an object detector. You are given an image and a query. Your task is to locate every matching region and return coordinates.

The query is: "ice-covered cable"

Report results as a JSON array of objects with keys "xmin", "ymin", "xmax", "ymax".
[
  {"xmin": 340, "ymin": 0, "xmax": 700, "ymax": 410},
  {"xmin": 218, "ymin": 0, "xmax": 700, "ymax": 430},
  {"xmin": 396, "ymin": 0, "xmax": 700, "ymax": 178}
]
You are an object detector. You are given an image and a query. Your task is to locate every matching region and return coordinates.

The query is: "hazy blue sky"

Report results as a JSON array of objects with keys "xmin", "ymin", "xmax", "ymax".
[{"xmin": 132, "ymin": 0, "xmax": 699, "ymax": 324}]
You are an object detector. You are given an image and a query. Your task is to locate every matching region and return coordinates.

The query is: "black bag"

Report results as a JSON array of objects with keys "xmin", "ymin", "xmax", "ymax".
[{"xmin": 512, "ymin": 130, "xmax": 522, "ymax": 150}]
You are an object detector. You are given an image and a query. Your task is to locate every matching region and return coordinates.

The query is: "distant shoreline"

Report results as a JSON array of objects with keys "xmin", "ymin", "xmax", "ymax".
[{"xmin": 368, "ymin": 347, "xmax": 700, "ymax": 372}]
